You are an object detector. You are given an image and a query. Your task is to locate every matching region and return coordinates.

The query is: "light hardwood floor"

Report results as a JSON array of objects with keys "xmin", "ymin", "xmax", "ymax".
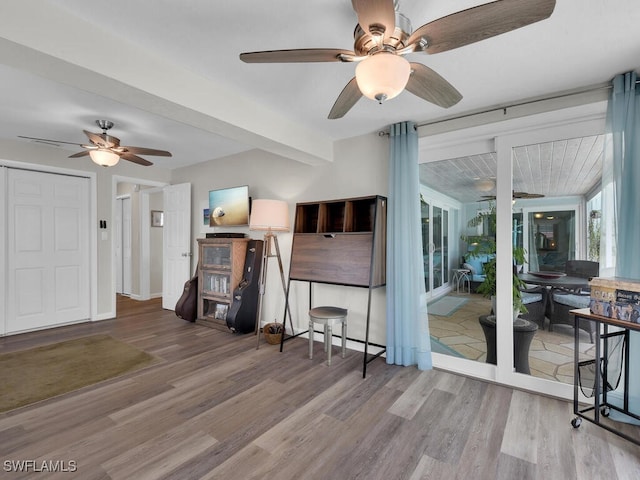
[{"xmin": 1, "ymin": 296, "xmax": 639, "ymax": 479}]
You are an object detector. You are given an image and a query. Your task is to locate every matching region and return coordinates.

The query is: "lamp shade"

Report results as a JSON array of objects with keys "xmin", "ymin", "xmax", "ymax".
[
  {"xmin": 355, "ymin": 52, "xmax": 411, "ymax": 103},
  {"xmin": 89, "ymin": 149, "xmax": 120, "ymax": 167},
  {"xmin": 249, "ymin": 199, "xmax": 290, "ymax": 232}
]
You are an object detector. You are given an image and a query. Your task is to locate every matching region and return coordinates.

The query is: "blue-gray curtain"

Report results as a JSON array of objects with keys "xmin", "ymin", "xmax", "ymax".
[
  {"xmin": 606, "ymin": 71, "xmax": 640, "ymax": 421},
  {"xmin": 386, "ymin": 121, "xmax": 432, "ymax": 369},
  {"xmin": 610, "ymin": 72, "xmax": 640, "ymax": 277}
]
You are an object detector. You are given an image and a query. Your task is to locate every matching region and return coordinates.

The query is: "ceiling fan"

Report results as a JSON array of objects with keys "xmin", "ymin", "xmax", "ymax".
[
  {"xmin": 18, "ymin": 120, "xmax": 172, "ymax": 167},
  {"xmin": 481, "ymin": 191, "xmax": 545, "ymax": 201},
  {"xmin": 240, "ymin": 0, "xmax": 556, "ymax": 119}
]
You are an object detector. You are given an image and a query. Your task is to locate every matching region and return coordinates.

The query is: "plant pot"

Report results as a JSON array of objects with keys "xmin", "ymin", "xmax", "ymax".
[{"xmin": 478, "ymin": 314, "xmax": 538, "ymax": 374}]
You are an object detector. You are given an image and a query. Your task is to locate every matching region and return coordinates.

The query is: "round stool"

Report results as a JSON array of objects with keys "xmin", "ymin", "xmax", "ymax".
[{"xmin": 309, "ymin": 306, "xmax": 348, "ymax": 366}]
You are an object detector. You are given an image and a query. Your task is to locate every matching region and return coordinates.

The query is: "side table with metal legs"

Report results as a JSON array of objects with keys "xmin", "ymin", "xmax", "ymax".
[{"xmin": 451, "ymin": 268, "xmax": 471, "ymax": 294}]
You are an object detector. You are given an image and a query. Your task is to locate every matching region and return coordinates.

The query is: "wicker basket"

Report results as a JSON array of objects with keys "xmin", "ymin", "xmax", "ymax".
[{"xmin": 263, "ymin": 323, "xmax": 283, "ymax": 345}]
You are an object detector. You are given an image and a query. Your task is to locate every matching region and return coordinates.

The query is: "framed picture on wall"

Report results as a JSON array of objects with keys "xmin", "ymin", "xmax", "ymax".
[{"xmin": 151, "ymin": 210, "xmax": 164, "ymax": 227}]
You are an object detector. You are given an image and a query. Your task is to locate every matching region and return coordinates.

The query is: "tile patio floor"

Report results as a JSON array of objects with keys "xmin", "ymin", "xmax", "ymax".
[{"xmin": 429, "ymin": 292, "xmax": 597, "ymax": 385}]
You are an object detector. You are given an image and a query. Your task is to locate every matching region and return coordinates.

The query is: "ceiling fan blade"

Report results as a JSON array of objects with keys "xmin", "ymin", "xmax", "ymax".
[
  {"xmin": 83, "ymin": 130, "xmax": 116, "ymax": 148},
  {"xmin": 119, "ymin": 152, "xmax": 153, "ymax": 166},
  {"xmin": 17, "ymin": 135, "xmax": 83, "ymax": 146},
  {"xmin": 328, "ymin": 78, "xmax": 363, "ymax": 119},
  {"xmin": 405, "ymin": 63, "xmax": 462, "ymax": 108},
  {"xmin": 68, "ymin": 150, "xmax": 90, "ymax": 158},
  {"xmin": 407, "ymin": 0, "xmax": 556, "ymax": 54},
  {"xmin": 514, "ymin": 192, "xmax": 545, "ymax": 199},
  {"xmin": 120, "ymin": 146, "xmax": 172, "ymax": 157},
  {"xmin": 240, "ymin": 49, "xmax": 356, "ymax": 63},
  {"xmin": 351, "ymin": 0, "xmax": 396, "ymax": 42}
]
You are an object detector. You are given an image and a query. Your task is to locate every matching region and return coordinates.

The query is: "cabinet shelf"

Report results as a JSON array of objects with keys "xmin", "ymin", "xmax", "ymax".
[
  {"xmin": 294, "ymin": 196, "xmax": 381, "ymax": 235},
  {"xmin": 196, "ymin": 238, "xmax": 249, "ymax": 330}
]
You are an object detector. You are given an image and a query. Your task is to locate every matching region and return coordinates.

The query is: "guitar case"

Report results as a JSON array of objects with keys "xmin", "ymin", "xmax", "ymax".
[
  {"xmin": 226, "ymin": 239, "xmax": 264, "ymax": 333},
  {"xmin": 175, "ymin": 274, "xmax": 198, "ymax": 322}
]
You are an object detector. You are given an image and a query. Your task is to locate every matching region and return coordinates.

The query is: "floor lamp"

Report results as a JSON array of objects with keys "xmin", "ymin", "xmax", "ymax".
[{"xmin": 249, "ymin": 199, "xmax": 293, "ymax": 348}]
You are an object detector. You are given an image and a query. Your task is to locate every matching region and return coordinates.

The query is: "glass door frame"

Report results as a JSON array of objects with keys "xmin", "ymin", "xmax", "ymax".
[
  {"xmin": 419, "ymin": 101, "xmax": 607, "ymax": 400},
  {"xmin": 420, "ymin": 189, "xmax": 457, "ymax": 299},
  {"xmin": 520, "ymin": 202, "xmax": 584, "ymax": 273}
]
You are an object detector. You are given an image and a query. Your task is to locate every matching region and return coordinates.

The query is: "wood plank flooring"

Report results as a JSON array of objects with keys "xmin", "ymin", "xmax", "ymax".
[{"xmin": 1, "ymin": 295, "xmax": 639, "ymax": 479}]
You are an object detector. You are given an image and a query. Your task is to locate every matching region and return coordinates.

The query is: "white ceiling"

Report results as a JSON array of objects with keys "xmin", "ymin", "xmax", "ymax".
[
  {"xmin": 0, "ymin": 0, "xmax": 639, "ymax": 170},
  {"xmin": 419, "ymin": 135, "xmax": 605, "ymax": 203}
]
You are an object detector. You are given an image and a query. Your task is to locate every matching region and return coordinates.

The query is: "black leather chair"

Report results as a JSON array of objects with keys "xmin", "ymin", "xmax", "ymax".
[
  {"xmin": 547, "ymin": 260, "xmax": 599, "ymax": 342},
  {"xmin": 520, "ymin": 285, "xmax": 547, "ymax": 330},
  {"xmin": 565, "ymin": 260, "xmax": 600, "ymax": 282}
]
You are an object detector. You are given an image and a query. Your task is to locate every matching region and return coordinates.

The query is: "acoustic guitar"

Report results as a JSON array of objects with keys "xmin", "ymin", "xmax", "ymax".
[{"xmin": 175, "ymin": 274, "xmax": 198, "ymax": 322}]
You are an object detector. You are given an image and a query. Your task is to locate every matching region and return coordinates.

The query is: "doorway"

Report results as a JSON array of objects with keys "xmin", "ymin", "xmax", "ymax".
[
  {"xmin": 113, "ymin": 178, "xmax": 166, "ymax": 312},
  {"xmin": 115, "ymin": 195, "xmax": 132, "ymax": 295},
  {"xmin": 418, "ymin": 104, "xmax": 607, "ymax": 400}
]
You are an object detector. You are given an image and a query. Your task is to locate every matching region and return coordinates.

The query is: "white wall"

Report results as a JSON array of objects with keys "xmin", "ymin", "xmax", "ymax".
[{"xmin": 171, "ymin": 132, "xmax": 390, "ymax": 344}]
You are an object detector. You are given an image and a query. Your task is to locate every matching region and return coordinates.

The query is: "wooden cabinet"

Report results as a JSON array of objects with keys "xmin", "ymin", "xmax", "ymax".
[
  {"xmin": 196, "ymin": 237, "xmax": 249, "ymax": 329},
  {"xmin": 290, "ymin": 195, "xmax": 386, "ymax": 287}
]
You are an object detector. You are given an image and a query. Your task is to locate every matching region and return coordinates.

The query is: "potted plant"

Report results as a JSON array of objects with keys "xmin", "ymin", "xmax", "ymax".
[
  {"xmin": 462, "ymin": 203, "xmax": 528, "ymax": 318},
  {"xmin": 474, "ymin": 249, "xmax": 528, "ymax": 319}
]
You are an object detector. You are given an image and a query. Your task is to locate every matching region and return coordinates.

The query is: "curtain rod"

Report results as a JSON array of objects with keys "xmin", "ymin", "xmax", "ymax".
[{"xmin": 378, "ymin": 79, "xmax": 640, "ymax": 136}]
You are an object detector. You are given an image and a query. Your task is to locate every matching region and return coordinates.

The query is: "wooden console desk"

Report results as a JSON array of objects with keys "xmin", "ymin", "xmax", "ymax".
[
  {"xmin": 571, "ymin": 308, "xmax": 640, "ymax": 445},
  {"xmin": 281, "ymin": 195, "xmax": 387, "ymax": 378}
]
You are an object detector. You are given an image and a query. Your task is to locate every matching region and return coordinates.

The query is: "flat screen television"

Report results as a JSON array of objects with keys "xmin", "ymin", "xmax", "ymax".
[{"xmin": 208, "ymin": 185, "xmax": 250, "ymax": 227}]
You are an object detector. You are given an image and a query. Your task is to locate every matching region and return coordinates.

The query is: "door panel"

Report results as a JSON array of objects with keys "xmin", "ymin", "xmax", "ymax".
[
  {"xmin": 163, "ymin": 183, "xmax": 191, "ymax": 310},
  {"xmin": 7, "ymin": 169, "xmax": 90, "ymax": 333},
  {"xmin": 122, "ymin": 197, "xmax": 132, "ymax": 295},
  {"xmin": 115, "ymin": 198, "xmax": 123, "ymax": 293},
  {"xmin": 421, "ymin": 200, "xmax": 450, "ymax": 297}
]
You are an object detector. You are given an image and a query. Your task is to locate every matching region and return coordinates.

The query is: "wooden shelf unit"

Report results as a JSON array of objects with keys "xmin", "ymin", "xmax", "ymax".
[
  {"xmin": 290, "ymin": 196, "xmax": 386, "ymax": 287},
  {"xmin": 284, "ymin": 195, "xmax": 387, "ymax": 377},
  {"xmin": 196, "ymin": 237, "xmax": 249, "ymax": 330}
]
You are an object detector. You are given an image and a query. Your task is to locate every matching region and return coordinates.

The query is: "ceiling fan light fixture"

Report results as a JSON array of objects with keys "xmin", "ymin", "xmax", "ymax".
[
  {"xmin": 89, "ymin": 149, "xmax": 120, "ymax": 167},
  {"xmin": 474, "ymin": 178, "xmax": 495, "ymax": 192},
  {"xmin": 355, "ymin": 52, "xmax": 410, "ymax": 103}
]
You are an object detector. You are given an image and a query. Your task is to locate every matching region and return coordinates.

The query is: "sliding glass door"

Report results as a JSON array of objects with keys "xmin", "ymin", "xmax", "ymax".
[
  {"xmin": 418, "ymin": 104, "xmax": 608, "ymax": 400},
  {"xmin": 421, "ymin": 198, "xmax": 449, "ymax": 296}
]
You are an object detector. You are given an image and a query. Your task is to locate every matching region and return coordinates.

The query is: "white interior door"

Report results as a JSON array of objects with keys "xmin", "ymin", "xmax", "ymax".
[
  {"xmin": 6, "ymin": 169, "xmax": 90, "ymax": 333},
  {"xmin": 115, "ymin": 197, "xmax": 123, "ymax": 293},
  {"xmin": 121, "ymin": 196, "xmax": 132, "ymax": 295},
  {"xmin": 163, "ymin": 183, "xmax": 191, "ymax": 310}
]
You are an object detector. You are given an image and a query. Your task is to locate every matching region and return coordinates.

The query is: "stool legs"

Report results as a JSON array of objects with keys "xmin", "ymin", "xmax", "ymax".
[
  {"xmin": 308, "ymin": 321, "xmax": 347, "ymax": 367},
  {"xmin": 308, "ymin": 307, "xmax": 348, "ymax": 366},
  {"xmin": 342, "ymin": 320, "xmax": 347, "ymax": 359},
  {"xmin": 326, "ymin": 324, "xmax": 332, "ymax": 366}
]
